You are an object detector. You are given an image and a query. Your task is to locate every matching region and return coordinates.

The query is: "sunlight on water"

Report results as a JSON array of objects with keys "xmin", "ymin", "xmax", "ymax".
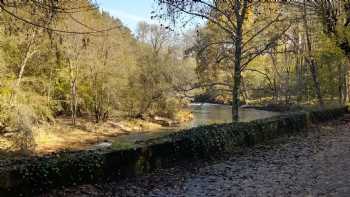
[
  {"xmin": 110, "ymin": 103, "xmax": 281, "ymax": 147},
  {"xmin": 181, "ymin": 103, "xmax": 280, "ymax": 129}
]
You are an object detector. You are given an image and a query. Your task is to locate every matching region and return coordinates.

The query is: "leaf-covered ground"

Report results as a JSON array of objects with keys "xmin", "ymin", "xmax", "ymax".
[{"xmin": 43, "ymin": 116, "xmax": 350, "ymax": 197}]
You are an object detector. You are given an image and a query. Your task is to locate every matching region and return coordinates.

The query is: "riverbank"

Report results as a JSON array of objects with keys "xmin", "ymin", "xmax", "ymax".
[
  {"xmin": 0, "ymin": 116, "xmax": 191, "ymax": 156},
  {"xmin": 0, "ymin": 106, "xmax": 346, "ymax": 196},
  {"xmin": 0, "ymin": 104, "xmax": 278, "ymax": 156}
]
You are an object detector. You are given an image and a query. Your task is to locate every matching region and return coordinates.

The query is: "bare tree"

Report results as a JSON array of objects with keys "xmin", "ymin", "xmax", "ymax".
[
  {"xmin": 137, "ymin": 22, "xmax": 171, "ymax": 56},
  {"xmin": 0, "ymin": 0, "xmax": 121, "ymax": 34},
  {"xmin": 157, "ymin": 0, "xmax": 291, "ymax": 121}
]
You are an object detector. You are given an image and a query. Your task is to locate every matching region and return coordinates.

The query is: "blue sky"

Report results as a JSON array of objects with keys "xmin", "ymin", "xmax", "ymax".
[{"xmin": 96, "ymin": 0, "xmax": 159, "ymax": 32}]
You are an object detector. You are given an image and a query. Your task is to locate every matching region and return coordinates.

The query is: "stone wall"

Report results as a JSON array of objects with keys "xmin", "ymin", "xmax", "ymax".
[{"xmin": 0, "ymin": 106, "xmax": 347, "ymax": 196}]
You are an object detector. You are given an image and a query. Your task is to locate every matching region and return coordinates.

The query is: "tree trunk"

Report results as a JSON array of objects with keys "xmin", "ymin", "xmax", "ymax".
[
  {"xmin": 270, "ymin": 54, "xmax": 280, "ymax": 104},
  {"xmin": 302, "ymin": 0, "xmax": 324, "ymax": 107},
  {"xmin": 69, "ymin": 62, "xmax": 78, "ymax": 126},
  {"xmin": 241, "ymin": 76, "xmax": 249, "ymax": 104},
  {"xmin": 296, "ymin": 56, "xmax": 304, "ymax": 103},
  {"xmin": 273, "ymin": 78, "xmax": 278, "ymax": 103},
  {"xmin": 16, "ymin": 50, "xmax": 37, "ymax": 88},
  {"xmin": 338, "ymin": 64, "xmax": 345, "ymax": 104},
  {"xmin": 308, "ymin": 59, "xmax": 324, "ymax": 106},
  {"xmin": 16, "ymin": 32, "xmax": 37, "ymax": 87},
  {"xmin": 72, "ymin": 79, "xmax": 77, "ymax": 125},
  {"xmin": 232, "ymin": 24, "xmax": 243, "ymax": 120},
  {"xmin": 345, "ymin": 58, "xmax": 350, "ymax": 104},
  {"xmin": 232, "ymin": 0, "xmax": 248, "ymax": 122},
  {"xmin": 232, "ymin": 63, "xmax": 241, "ymax": 122},
  {"xmin": 9, "ymin": 31, "xmax": 38, "ymax": 106}
]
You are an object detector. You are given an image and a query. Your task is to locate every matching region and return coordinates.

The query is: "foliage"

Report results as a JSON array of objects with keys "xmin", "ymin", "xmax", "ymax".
[
  {"xmin": 0, "ymin": 0, "xmax": 349, "ymax": 152},
  {"xmin": 180, "ymin": 1, "xmax": 350, "ymax": 106},
  {"xmin": 0, "ymin": 0, "xmax": 197, "ymax": 152}
]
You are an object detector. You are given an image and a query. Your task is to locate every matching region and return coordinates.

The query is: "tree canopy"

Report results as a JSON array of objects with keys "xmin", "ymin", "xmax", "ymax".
[{"xmin": 0, "ymin": 0, "xmax": 349, "ymax": 153}]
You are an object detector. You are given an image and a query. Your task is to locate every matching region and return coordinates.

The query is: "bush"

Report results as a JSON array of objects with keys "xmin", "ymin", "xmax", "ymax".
[{"xmin": 0, "ymin": 89, "xmax": 53, "ymax": 154}]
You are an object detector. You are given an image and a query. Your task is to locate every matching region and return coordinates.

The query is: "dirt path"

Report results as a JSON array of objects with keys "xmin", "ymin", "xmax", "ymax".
[{"xmin": 44, "ymin": 117, "xmax": 350, "ymax": 197}]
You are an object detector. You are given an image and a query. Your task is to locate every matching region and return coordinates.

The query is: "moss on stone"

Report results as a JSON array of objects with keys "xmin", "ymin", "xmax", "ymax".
[
  {"xmin": 111, "ymin": 141, "xmax": 136, "ymax": 150},
  {"xmin": 0, "ymin": 106, "xmax": 347, "ymax": 196}
]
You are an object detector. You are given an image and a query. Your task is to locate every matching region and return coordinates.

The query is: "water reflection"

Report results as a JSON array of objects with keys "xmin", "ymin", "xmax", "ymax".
[
  {"xmin": 109, "ymin": 103, "xmax": 281, "ymax": 148},
  {"xmin": 182, "ymin": 103, "xmax": 280, "ymax": 129}
]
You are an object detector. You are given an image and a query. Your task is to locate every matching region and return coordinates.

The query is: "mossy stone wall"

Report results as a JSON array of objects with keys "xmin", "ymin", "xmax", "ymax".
[{"xmin": 0, "ymin": 106, "xmax": 347, "ymax": 196}]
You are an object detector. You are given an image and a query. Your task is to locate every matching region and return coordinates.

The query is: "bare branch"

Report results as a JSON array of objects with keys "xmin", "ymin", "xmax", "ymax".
[
  {"xmin": 0, "ymin": 4, "xmax": 122, "ymax": 35},
  {"xmin": 241, "ymin": 24, "xmax": 292, "ymax": 70}
]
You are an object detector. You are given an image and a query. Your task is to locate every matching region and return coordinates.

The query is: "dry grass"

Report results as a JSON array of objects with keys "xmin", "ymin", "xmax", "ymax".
[
  {"xmin": 175, "ymin": 110, "xmax": 193, "ymax": 122},
  {"xmin": 0, "ymin": 117, "xmax": 165, "ymax": 155},
  {"xmin": 0, "ymin": 138, "xmax": 11, "ymax": 151}
]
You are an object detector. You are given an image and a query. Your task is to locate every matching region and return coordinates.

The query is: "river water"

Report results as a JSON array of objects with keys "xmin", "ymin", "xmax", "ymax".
[
  {"xmin": 183, "ymin": 103, "xmax": 280, "ymax": 128},
  {"xmin": 105, "ymin": 103, "xmax": 281, "ymax": 148}
]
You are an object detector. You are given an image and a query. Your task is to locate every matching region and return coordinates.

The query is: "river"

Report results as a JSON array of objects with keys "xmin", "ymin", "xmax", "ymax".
[
  {"xmin": 183, "ymin": 103, "xmax": 280, "ymax": 128},
  {"xmin": 105, "ymin": 103, "xmax": 281, "ymax": 149}
]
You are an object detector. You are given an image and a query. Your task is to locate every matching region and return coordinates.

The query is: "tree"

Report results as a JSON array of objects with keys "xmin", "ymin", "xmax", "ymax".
[
  {"xmin": 287, "ymin": 0, "xmax": 350, "ymax": 102},
  {"xmin": 157, "ymin": 0, "xmax": 291, "ymax": 121},
  {"xmin": 302, "ymin": 0, "xmax": 324, "ymax": 107},
  {"xmin": 0, "ymin": 0, "xmax": 138, "ymax": 152},
  {"xmin": 0, "ymin": 0, "xmax": 120, "ymax": 34},
  {"xmin": 122, "ymin": 22, "xmax": 195, "ymax": 119}
]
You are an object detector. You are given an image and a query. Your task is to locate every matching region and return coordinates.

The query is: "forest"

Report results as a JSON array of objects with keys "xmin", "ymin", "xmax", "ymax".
[{"xmin": 0, "ymin": 0, "xmax": 349, "ymax": 155}]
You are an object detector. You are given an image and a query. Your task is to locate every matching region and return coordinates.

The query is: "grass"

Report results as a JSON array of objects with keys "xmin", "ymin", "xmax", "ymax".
[
  {"xmin": 111, "ymin": 141, "xmax": 136, "ymax": 150},
  {"xmin": 110, "ymin": 130, "xmax": 175, "ymax": 151}
]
